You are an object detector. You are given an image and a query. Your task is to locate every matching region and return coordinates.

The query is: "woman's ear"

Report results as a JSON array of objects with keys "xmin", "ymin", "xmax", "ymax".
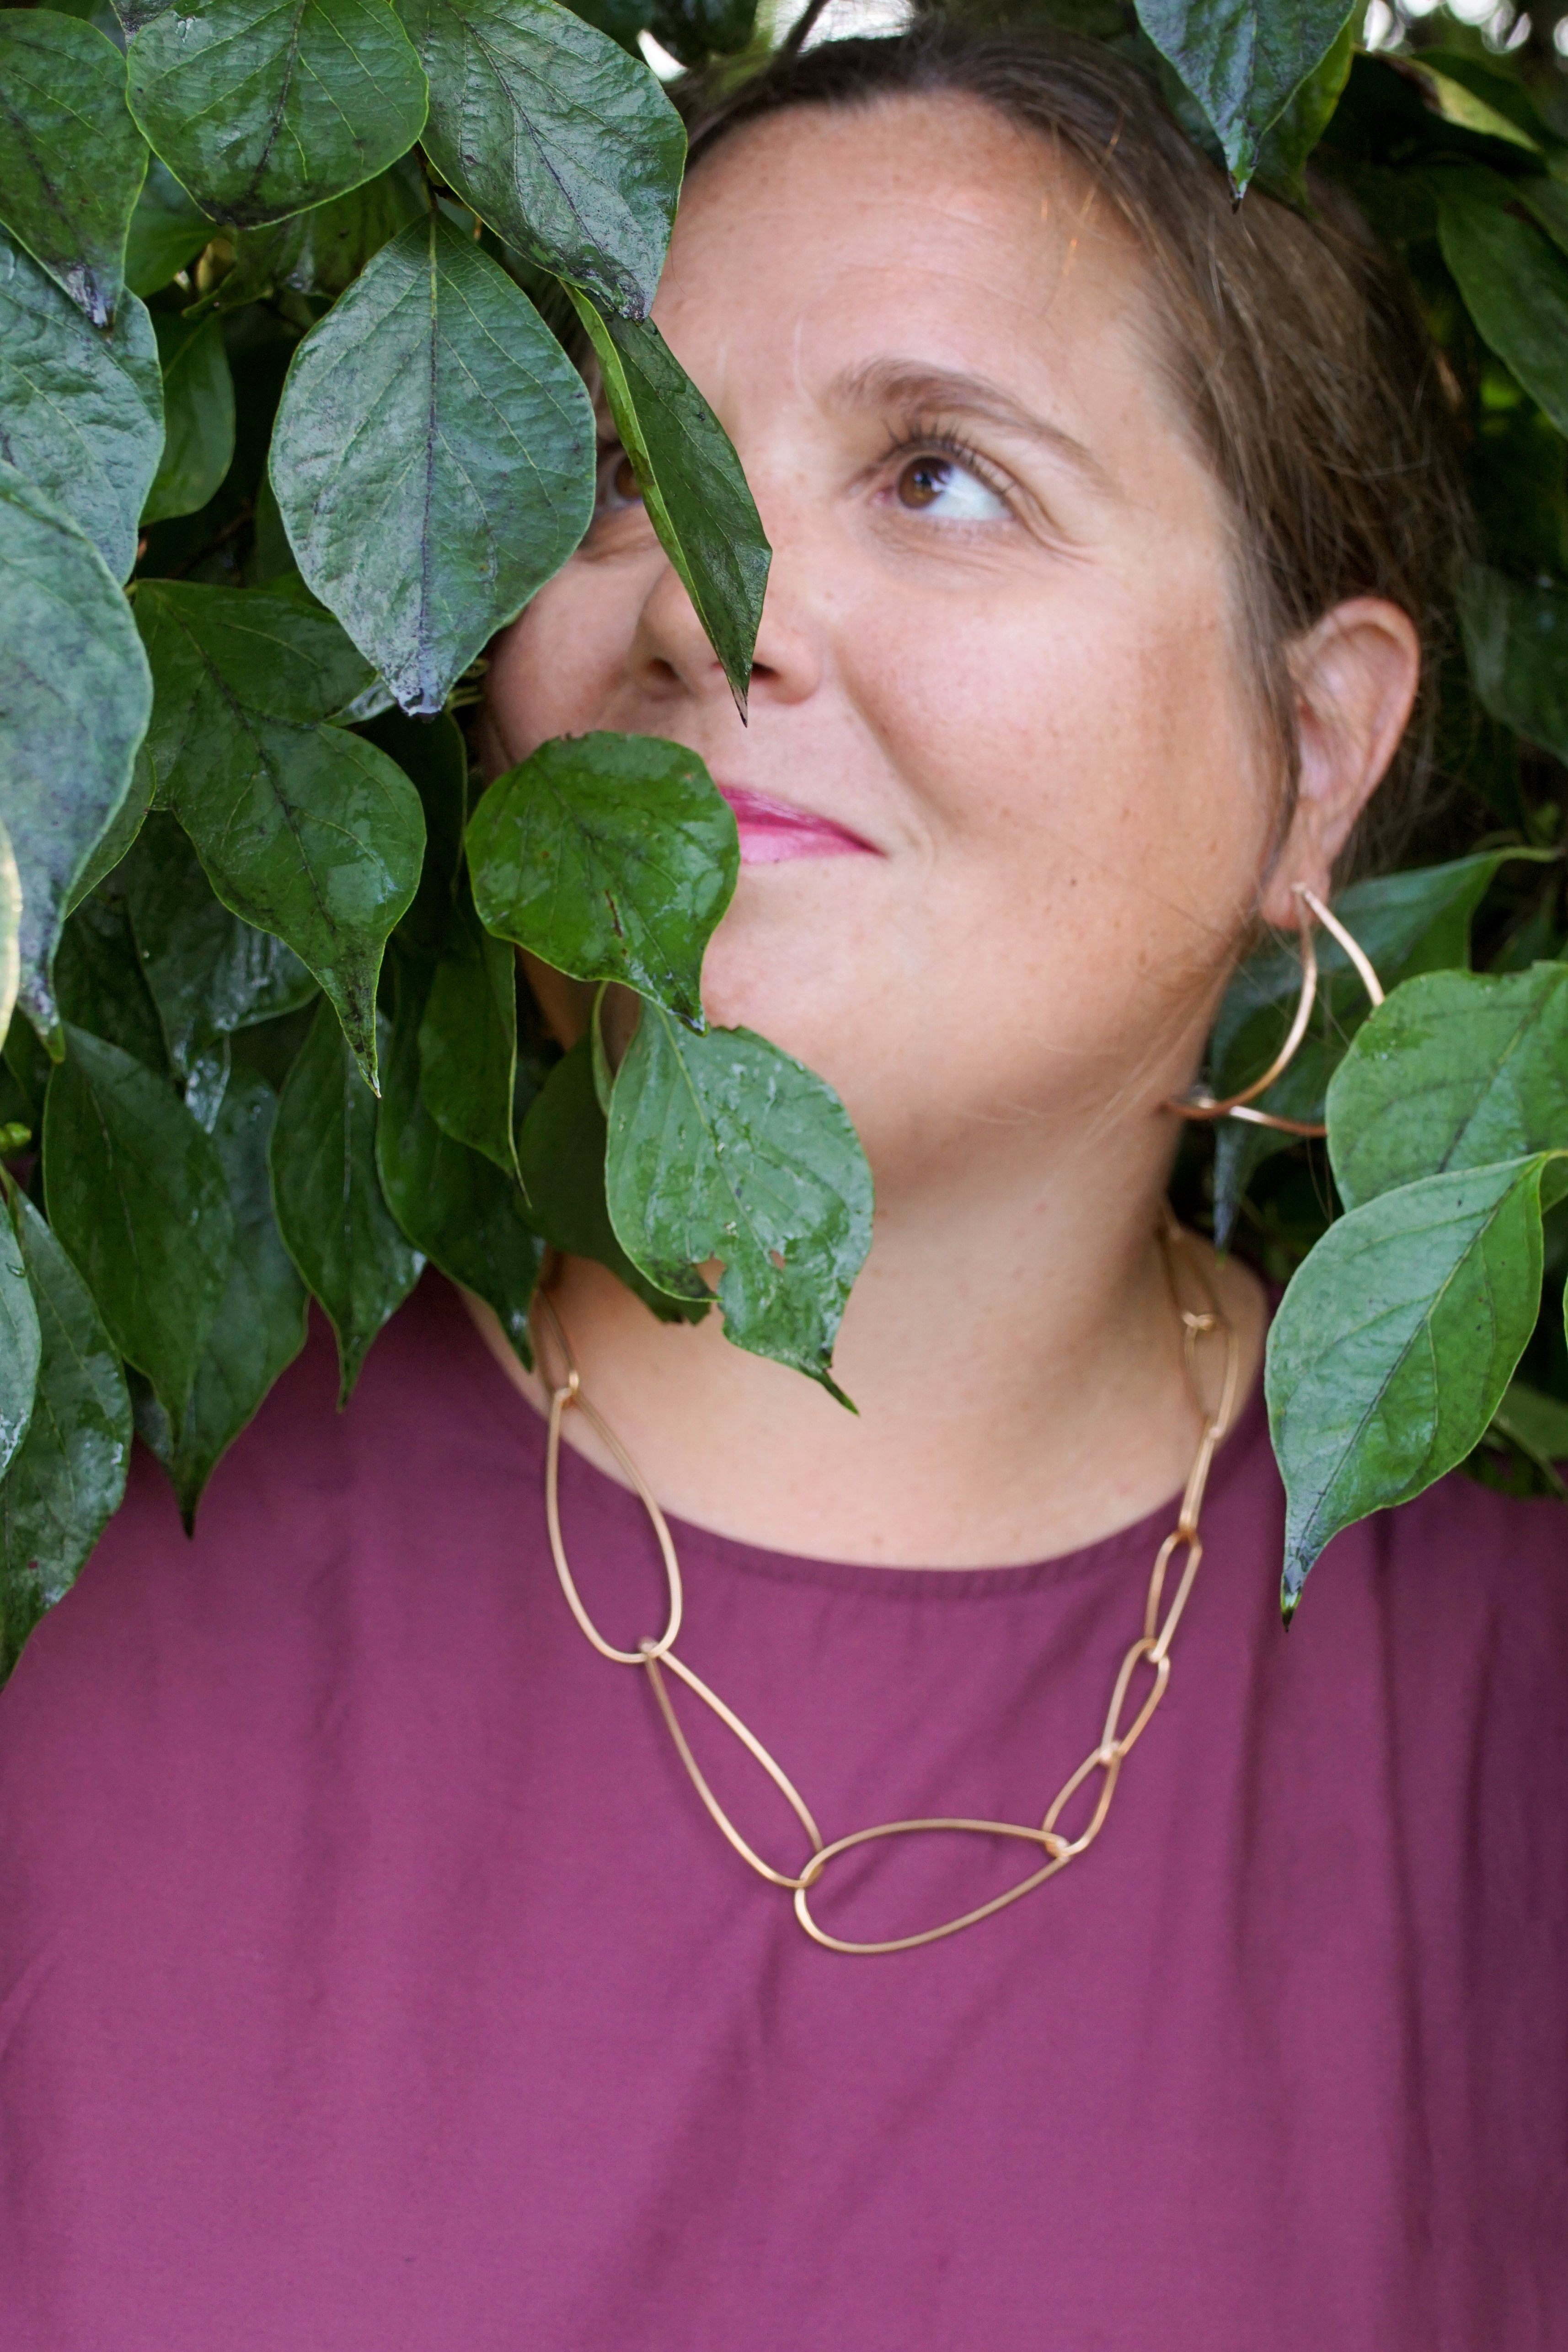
[{"xmin": 1257, "ymin": 597, "xmax": 1421, "ymax": 928}]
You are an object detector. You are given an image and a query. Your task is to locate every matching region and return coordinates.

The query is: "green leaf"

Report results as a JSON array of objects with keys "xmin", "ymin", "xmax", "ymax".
[
  {"xmin": 134, "ymin": 580, "xmax": 423, "ymax": 1086},
  {"xmin": 119, "ymin": 811, "xmax": 318, "ymax": 1096},
  {"xmin": 55, "ymin": 890, "xmax": 169, "ymax": 1074},
  {"xmin": 123, "ymin": 155, "xmax": 213, "ymax": 297},
  {"xmin": 0, "ymin": 225, "xmax": 163, "ymax": 584},
  {"xmin": 270, "ymin": 211, "xmax": 595, "ymax": 715},
  {"xmin": 126, "ymin": 0, "xmax": 428, "ymax": 231},
  {"xmin": 0, "ymin": 1181, "xmax": 40, "ymax": 1492},
  {"xmin": 140, "ymin": 310, "xmax": 235, "ymax": 527},
  {"xmin": 213, "ymin": 156, "xmax": 426, "ymax": 309},
  {"xmin": 43, "ymin": 1025, "xmax": 235, "ymax": 1416},
  {"xmin": 1459, "ymin": 562, "xmax": 1568, "ymax": 764},
  {"xmin": 1254, "ymin": 11, "xmax": 1354, "ymax": 203},
  {"xmin": 605, "ymin": 1006, "xmax": 872, "ymax": 1394},
  {"xmin": 1435, "ymin": 179, "xmax": 1568, "ymax": 440},
  {"xmin": 269, "ymin": 996, "xmax": 422, "ymax": 1402},
  {"xmin": 564, "ymin": 0, "xmax": 653, "ymax": 56},
  {"xmin": 1491, "ymin": 1377, "xmax": 1568, "ymax": 1471},
  {"xmin": 364, "ymin": 705, "xmax": 468, "ymax": 956},
  {"xmin": 66, "ymin": 746, "xmax": 153, "ymax": 914},
  {"xmin": 467, "ymin": 732, "xmax": 738, "ymax": 1027},
  {"xmin": 418, "ymin": 897, "xmax": 519, "ymax": 1174},
  {"xmin": 400, "ymin": 0, "xmax": 682, "ymax": 317},
  {"xmin": 0, "ymin": 1183, "xmax": 132, "ymax": 1686},
  {"xmin": 0, "ymin": 10, "xmax": 148, "ymax": 329},
  {"xmin": 1267, "ymin": 1155, "xmax": 1554, "ymax": 1608},
  {"xmin": 648, "ymin": 0, "xmax": 755, "ymax": 65},
  {"xmin": 136, "ymin": 1064, "xmax": 308, "ymax": 1526},
  {"xmin": 1411, "ymin": 51, "xmax": 1562, "ymax": 157},
  {"xmin": 1130, "ymin": 0, "xmax": 1354, "ymax": 192},
  {"xmin": 0, "ymin": 820, "xmax": 21, "ymax": 1056},
  {"xmin": 566, "ymin": 292, "xmax": 771, "ymax": 715},
  {"xmin": 1328, "ymin": 966, "xmax": 1568, "ymax": 1211},
  {"xmin": 0, "ymin": 463, "xmax": 153, "ymax": 1049},
  {"xmin": 377, "ymin": 955, "xmax": 541, "ymax": 1360},
  {"xmin": 516, "ymin": 1029, "xmax": 705, "ymax": 1321}
]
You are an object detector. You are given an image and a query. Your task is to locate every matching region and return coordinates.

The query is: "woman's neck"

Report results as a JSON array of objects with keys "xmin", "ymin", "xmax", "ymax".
[{"xmin": 466, "ymin": 1119, "xmax": 1267, "ymax": 1570}]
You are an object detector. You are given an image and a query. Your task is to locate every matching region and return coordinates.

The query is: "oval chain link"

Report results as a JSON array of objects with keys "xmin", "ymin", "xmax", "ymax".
[{"xmin": 534, "ymin": 1216, "xmax": 1241, "ymax": 1954}]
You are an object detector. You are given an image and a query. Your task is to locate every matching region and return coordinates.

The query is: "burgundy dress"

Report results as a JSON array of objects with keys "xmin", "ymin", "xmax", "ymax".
[{"xmin": 1, "ymin": 1274, "xmax": 1565, "ymax": 2350}]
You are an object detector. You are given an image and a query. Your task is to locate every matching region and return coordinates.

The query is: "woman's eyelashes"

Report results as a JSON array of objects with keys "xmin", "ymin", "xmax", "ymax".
[{"xmin": 876, "ymin": 433, "xmax": 1016, "ymax": 528}]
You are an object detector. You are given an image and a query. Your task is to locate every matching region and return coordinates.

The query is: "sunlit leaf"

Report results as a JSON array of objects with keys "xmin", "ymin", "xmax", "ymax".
[
  {"xmin": 126, "ymin": 0, "xmax": 428, "ymax": 230},
  {"xmin": 567, "ymin": 291, "xmax": 771, "ymax": 713},
  {"xmin": 0, "ymin": 224, "xmax": 162, "ymax": 583},
  {"xmin": 468, "ymin": 732, "xmax": 738, "ymax": 1028},
  {"xmin": 1267, "ymin": 1154, "xmax": 1553, "ymax": 1609},
  {"xmin": 141, "ymin": 309, "xmax": 235, "ymax": 526},
  {"xmin": 270, "ymin": 997, "xmax": 422, "ymax": 1402},
  {"xmin": 0, "ymin": 1183, "xmax": 132, "ymax": 1686},
  {"xmin": 1131, "ymin": 0, "xmax": 1355, "ymax": 192},
  {"xmin": 605, "ymin": 1006, "xmax": 872, "ymax": 1394},
  {"xmin": 271, "ymin": 211, "xmax": 595, "ymax": 714},
  {"xmin": 0, "ymin": 462, "xmax": 153, "ymax": 1050},
  {"xmin": 0, "ymin": 9, "xmax": 148, "ymax": 328}
]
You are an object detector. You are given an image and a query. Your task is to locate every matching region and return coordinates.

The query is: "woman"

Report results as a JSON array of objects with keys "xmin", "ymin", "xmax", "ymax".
[{"xmin": 2, "ymin": 23, "xmax": 1565, "ymax": 2350}]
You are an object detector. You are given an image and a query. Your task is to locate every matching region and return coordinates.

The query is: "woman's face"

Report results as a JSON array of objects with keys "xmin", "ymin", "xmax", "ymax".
[{"xmin": 486, "ymin": 94, "xmax": 1286, "ymax": 1191}]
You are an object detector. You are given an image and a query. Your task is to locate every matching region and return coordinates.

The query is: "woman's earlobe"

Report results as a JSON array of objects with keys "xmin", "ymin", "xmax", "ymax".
[{"xmin": 1259, "ymin": 596, "xmax": 1422, "ymax": 923}]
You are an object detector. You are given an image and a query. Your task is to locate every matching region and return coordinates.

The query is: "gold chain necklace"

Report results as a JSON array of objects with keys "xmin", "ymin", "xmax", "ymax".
[{"xmin": 533, "ymin": 1216, "xmax": 1241, "ymax": 1956}]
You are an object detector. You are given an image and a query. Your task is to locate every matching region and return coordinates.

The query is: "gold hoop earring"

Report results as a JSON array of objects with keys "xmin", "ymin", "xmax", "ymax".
[{"xmin": 1169, "ymin": 884, "xmax": 1385, "ymax": 1138}]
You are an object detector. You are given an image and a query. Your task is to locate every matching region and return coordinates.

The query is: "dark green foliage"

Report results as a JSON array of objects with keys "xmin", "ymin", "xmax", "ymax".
[
  {"xmin": 1132, "ymin": 0, "xmax": 1355, "ymax": 191},
  {"xmin": 0, "ymin": 9, "xmax": 148, "ymax": 329},
  {"xmin": 142, "ymin": 311, "xmax": 235, "ymax": 527}
]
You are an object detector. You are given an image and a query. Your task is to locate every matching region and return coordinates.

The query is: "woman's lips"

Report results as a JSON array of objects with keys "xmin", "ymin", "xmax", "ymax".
[{"xmin": 717, "ymin": 784, "xmax": 877, "ymax": 866}]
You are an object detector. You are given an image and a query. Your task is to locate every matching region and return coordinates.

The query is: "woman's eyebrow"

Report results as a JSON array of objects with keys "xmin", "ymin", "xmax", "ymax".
[{"xmin": 829, "ymin": 359, "xmax": 1114, "ymax": 491}]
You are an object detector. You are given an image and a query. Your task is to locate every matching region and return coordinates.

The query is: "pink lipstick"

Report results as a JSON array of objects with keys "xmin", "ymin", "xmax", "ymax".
[{"xmin": 718, "ymin": 785, "xmax": 876, "ymax": 866}]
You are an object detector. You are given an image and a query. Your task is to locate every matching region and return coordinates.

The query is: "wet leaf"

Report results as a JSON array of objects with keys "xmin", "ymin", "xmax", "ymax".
[
  {"xmin": 0, "ymin": 9, "xmax": 148, "ymax": 328},
  {"xmin": 140, "ymin": 310, "xmax": 235, "ymax": 526},
  {"xmin": 401, "ymin": 0, "xmax": 683, "ymax": 316},
  {"xmin": 270, "ymin": 212, "xmax": 594, "ymax": 714},
  {"xmin": 0, "ymin": 224, "xmax": 162, "ymax": 584},
  {"xmin": 0, "ymin": 1183, "xmax": 132, "ymax": 1686},
  {"xmin": 468, "ymin": 731, "xmax": 737, "ymax": 1028},
  {"xmin": 567, "ymin": 292, "xmax": 770, "ymax": 714},
  {"xmin": 126, "ymin": 0, "xmax": 428, "ymax": 230},
  {"xmin": 270, "ymin": 997, "xmax": 422, "ymax": 1402},
  {"xmin": 0, "ymin": 463, "xmax": 153, "ymax": 1049},
  {"xmin": 1132, "ymin": 0, "xmax": 1355, "ymax": 192},
  {"xmin": 1267, "ymin": 1155, "xmax": 1554, "ymax": 1609},
  {"xmin": 135, "ymin": 580, "xmax": 423, "ymax": 1087},
  {"xmin": 605, "ymin": 1007, "xmax": 872, "ymax": 1394}
]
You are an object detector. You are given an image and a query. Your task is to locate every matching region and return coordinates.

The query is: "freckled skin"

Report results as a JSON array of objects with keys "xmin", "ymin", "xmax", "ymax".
[{"xmin": 478, "ymin": 95, "xmax": 1420, "ymax": 1568}]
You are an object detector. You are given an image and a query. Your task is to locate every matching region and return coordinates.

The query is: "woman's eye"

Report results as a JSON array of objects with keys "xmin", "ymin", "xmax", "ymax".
[
  {"xmin": 892, "ymin": 454, "xmax": 1008, "ymax": 522},
  {"xmin": 596, "ymin": 448, "xmax": 642, "ymax": 514}
]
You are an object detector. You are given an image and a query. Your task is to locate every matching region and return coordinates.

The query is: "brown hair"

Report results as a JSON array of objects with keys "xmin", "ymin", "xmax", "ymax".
[{"xmin": 680, "ymin": 22, "xmax": 1471, "ymax": 875}]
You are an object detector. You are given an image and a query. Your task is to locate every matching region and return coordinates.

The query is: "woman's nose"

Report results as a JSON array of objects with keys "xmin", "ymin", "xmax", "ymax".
[{"xmin": 625, "ymin": 501, "xmax": 826, "ymax": 715}]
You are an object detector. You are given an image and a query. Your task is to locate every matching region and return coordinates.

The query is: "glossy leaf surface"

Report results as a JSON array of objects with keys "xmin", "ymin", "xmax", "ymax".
[
  {"xmin": 138, "ymin": 1065, "xmax": 308, "ymax": 1525},
  {"xmin": 0, "ymin": 226, "xmax": 162, "ymax": 584},
  {"xmin": 0, "ymin": 1185, "xmax": 132, "ymax": 1686},
  {"xmin": 271, "ymin": 213, "xmax": 594, "ymax": 713},
  {"xmin": 568, "ymin": 293, "xmax": 771, "ymax": 714},
  {"xmin": 141, "ymin": 311, "xmax": 235, "ymax": 526},
  {"xmin": 1132, "ymin": 0, "xmax": 1355, "ymax": 190},
  {"xmin": 1267, "ymin": 1155, "xmax": 1552, "ymax": 1607},
  {"xmin": 0, "ymin": 10, "xmax": 148, "ymax": 328},
  {"xmin": 0, "ymin": 464, "xmax": 153, "ymax": 1049},
  {"xmin": 468, "ymin": 732, "xmax": 738, "ymax": 1028},
  {"xmin": 135, "ymin": 581, "xmax": 423, "ymax": 1086},
  {"xmin": 270, "ymin": 998, "xmax": 422, "ymax": 1403},
  {"xmin": 126, "ymin": 0, "xmax": 428, "ymax": 230},
  {"xmin": 403, "ymin": 0, "xmax": 683, "ymax": 316},
  {"xmin": 377, "ymin": 958, "xmax": 541, "ymax": 1361},
  {"xmin": 606, "ymin": 1007, "xmax": 872, "ymax": 1394},
  {"xmin": 1329, "ymin": 966, "xmax": 1568, "ymax": 1211}
]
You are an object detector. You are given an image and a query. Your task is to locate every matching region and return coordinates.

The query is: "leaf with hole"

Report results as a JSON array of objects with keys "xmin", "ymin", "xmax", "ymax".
[
  {"xmin": 0, "ymin": 10, "xmax": 148, "ymax": 328},
  {"xmin": 605, "ymin": 1007, "xmax": 872, "ymax": 1394},
  {"xmin": 0, "ymin": 225, "xmax": 162, "ymax": 584},
  {"xmin": 401, "ymin": 0, "xmax": 683, "ymax": 316},
  {"xmin": 1328, "ymin": 965, "xmax": 1568, "ymax": 1211},
  {"xmin": 126, "ymin": 0, "xmax": 428, "ymax": 230},
  {"xmin": 0, "ymin": 1183, "xmax": 132, "ymax": 1686},
  {"xmin": 270, "ymin": 998, "xmax": 422, "ymax": 1402},
  {"xmin": 1267, "ymin": 1154, "xmax": 1555, "ymax": 1609},
  {"xmin": 1131, "ymin": 0, "xmax": 1355, "ymax": 191},
  {"xmin": 134, "ymin": 580, "xmax": 423, "ymax": 1087},
  {"xmin": 468, "ymin": 732, "xmax": 737, "ymax": 1028},
  {"xmin": 141, "ymin": 310, "xmax": 235, "ymax": 527},
  {"xmin": 0, "ymin": 463, "xmax": 153, "ymax": 1050},
  {"xmin": 270, "ymin": 212, "xmax": 594, "ymax": 714},
  {"xmin": 567, "ymin": 292, "xmax": 771, "ymax": 714}
]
